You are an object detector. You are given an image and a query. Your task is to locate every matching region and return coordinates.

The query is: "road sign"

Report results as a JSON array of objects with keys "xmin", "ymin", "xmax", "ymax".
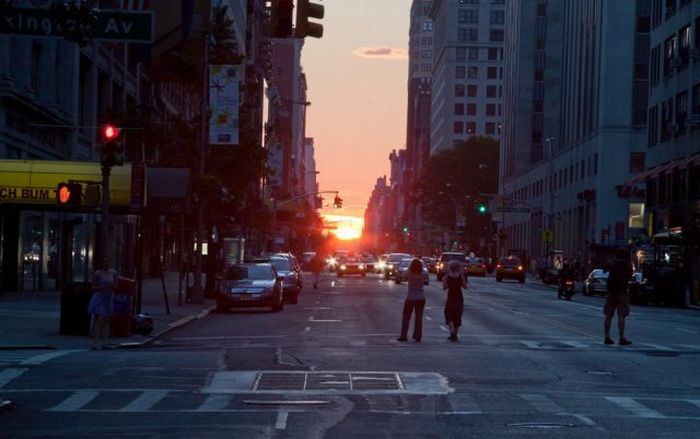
[
  {"xmin": 542, "ymin": 229, "xmax": 554, "ymax": 242},
  {"xmin": 496, "ymin": 207, "xmax": 531, "ymax": 213},
  {"xmin": 0, "ymin": 7, "xmax": 154, "ymax": 42}
]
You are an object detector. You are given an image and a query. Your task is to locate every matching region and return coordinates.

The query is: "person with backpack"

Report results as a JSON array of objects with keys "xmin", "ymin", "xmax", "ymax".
[
  {"xmin": 443, "ymin": 260, "xmax": 467, "ymax": 341},
  {"xmin": 603, "ymin": 247, "xmax": 634, "ymax": 345}
]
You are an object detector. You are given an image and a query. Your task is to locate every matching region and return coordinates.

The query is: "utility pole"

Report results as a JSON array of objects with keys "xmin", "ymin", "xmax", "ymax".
[{"xmin": 545, "ymin": 137, "xmax": 556, "ymax": 268}]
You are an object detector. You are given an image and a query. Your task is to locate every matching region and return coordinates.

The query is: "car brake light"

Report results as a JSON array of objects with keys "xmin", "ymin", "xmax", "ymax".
[
  {"xmin": 496, "ymin": 264, "xmax": 501, "ymax": 269},
  {"xmin": 481, "ymin": 264, "xmax": 486, "ymax": 268},
  {"xmin": 565, "ymin": 280, "xmax": 574, "ymax": 285},
  {"xmin": 517, "ymin": 266, "xmax": 523, "ymax": 271}
]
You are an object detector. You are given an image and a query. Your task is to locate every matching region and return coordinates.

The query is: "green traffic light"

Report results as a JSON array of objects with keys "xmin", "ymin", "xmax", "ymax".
[
  {"xmin": 402, "ymin": 226, "xmax": 409, "ymax": 233},
  {"xmin": 478, "ymin": 204, "xmax": 487, "ymax": 214}
]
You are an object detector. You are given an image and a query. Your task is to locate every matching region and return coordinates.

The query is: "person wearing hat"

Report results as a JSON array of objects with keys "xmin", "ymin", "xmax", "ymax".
[
  {"xmin": 397, "ymin": 258, "xmax": 430, "ymax": 342},
  {"xmin": 443, "ymin": 259, "xmax": 467, "ymax": 341}
]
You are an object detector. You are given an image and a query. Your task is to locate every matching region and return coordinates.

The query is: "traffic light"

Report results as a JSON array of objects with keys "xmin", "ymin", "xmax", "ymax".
[
  {"xmin": 477, "ymin": 203, "xmax": 488, "ymax": 215},
  {"xmin": 100, "ymin": 123, "xmax": 123, "ymax": 167},
  {"xmin": 402, "ymin": 226, "xmax": 409, "ymax": 233},
  {"xmin": 56, "ymin": 183, "xmax": 82, "ymax": 206},
  {"xmin": 333, "ymin": 195, "xmax": 343, "ymax": 208},
  {"xmin": 271, "ymin": 0, "xmax": 294, "ymax": 38},
  {"xmin": 295, "ymin": 0, "xmax": 324, "ymax": 38}
]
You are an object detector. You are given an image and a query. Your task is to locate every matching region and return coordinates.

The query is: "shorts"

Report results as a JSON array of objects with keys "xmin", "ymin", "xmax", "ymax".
[{"xmin": 604, "ymin": 295, "xmax": 630, "ymax": 318}]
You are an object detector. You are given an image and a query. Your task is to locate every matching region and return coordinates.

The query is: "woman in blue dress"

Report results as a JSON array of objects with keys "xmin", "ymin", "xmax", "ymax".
[{"xmin": 88, "ymin": 256, "xmax": 118, "ymax": 350}]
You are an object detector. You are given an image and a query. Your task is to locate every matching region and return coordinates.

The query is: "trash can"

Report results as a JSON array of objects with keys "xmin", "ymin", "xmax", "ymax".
[
  {"xmin": 60, "ymin": 282, "xmax": 93, "ymax": 336},
  {"xmin": 111, "ymin": 276, "xmax": 136, "ymax": 337}
]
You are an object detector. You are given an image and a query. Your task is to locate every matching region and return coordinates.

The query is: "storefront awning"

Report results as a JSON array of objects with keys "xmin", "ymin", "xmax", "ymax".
[
  {"xmin": 623, "ymin": 152, "xmax": 700, "ymax": 187},
  {"xmin": 0, "ymin": 159, "xmax": 132, "ymax": 207}
]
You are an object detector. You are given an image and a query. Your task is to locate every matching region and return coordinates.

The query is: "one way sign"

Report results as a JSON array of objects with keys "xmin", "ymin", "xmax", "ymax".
[{"xmin": 0, "ymin": 7, "xmax": 153, "ymax": 43}]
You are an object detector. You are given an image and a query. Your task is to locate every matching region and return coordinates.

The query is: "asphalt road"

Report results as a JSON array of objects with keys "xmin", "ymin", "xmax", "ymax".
[{"xmin": 2, "ymin": 273, "xmax": 700, "ymax": 438}]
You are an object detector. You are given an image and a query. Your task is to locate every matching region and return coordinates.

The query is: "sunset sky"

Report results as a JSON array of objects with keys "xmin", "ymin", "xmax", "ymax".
[{"xmin": 302, "ymin": 0, "xmax": 412, "ymax": 234}]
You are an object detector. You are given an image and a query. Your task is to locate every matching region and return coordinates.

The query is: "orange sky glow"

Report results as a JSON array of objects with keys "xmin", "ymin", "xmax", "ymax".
[{"xmin": 303, "ymin": 1, "xmax": 412, "ymax": 231}]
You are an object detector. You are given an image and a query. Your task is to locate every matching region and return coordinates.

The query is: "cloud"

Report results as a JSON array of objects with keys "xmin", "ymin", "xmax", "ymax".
[{"xmin": 352, "ymin": 47, "xmax": 408, "ymax": 61}]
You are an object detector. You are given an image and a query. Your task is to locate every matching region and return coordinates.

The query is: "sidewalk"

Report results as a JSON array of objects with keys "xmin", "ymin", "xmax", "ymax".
[{"xmin": 0, "ymin": 272, "xmax": 214, "ymax": 350}]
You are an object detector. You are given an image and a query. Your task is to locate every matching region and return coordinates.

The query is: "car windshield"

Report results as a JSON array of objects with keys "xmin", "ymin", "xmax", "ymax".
[
  {"xmin": 469, "ymin": 258, "xmax": 483, "ymax": 264},
  {"xmin": 592, "ymin": 269, "xmax": 609, "ymax": 278},
  {"xmin": 223, "ymin": 265, "xmax": 273, "ymax": 280},
  {"xmin": 500, "ymin": 258, "xmax": 520, "ymax": 266},
  {"xmin": 399, "ymin": 259, "xmax": 412, "ymax": 267},
  {"xmin": 270, "ymin": 258, "xmax": 292, "ymax": 272},
  {"xmin": 389, "ymin": 254, "xmax": 410, "ymax": 262},
  {"xmin": 441, "ymin": 254, "xmax": 464, "ymax": 262}
]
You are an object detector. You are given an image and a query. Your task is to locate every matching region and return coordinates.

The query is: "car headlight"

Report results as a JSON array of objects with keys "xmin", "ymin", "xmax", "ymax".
[
  {"xmin": 340, "ymin": 265, "xmax": 347, "ymax": 270},
  {"xmin": 329, "ymin": 257, "xmax": 337, "ymax": 265},
  {"xmin": 388, "ymin": 264, "xmax": 394, "ymax": 269},
  {"xmin": 377, "ymin": 261, "xmax": 386, "ymax": 269},
  {"xmin": 358, "ymin": 264, "xmax": 365, "ymax": 270}
]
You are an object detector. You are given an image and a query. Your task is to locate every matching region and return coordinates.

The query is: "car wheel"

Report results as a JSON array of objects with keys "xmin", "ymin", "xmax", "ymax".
[
  {"xmin": 583, "ymin": 285, "xmax": 592, "ymax": 296},
  {"xmin": 290, "ymin": 291, "xmax": 299, "ymax": 304}
]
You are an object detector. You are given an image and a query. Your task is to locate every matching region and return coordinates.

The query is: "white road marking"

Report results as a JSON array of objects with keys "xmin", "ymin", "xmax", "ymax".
[
  {"xmin": 676, "ymin": 327, "xmax": 696, "ymax": 334},
  {"xmin": 560, "ymin": 340, "xmax": 588, "ymax": 348},
  {"xmin": 172, "ymin": 335, "xmax": 287, "ymax": 341},
  {"xmin": 605, "ymin": 397, "xmax": 665, "ymax": 418},
  {"xmin": 0, "ymin": 368, "xmax": 27, "ymax": 389},
  {"xmin": 309, "ymin": 317, "xmax": 343, "ymax": 323},
  {"xmin": 48, "ymin": 390, "xmax": 100, "ymax": 412},
  {"xmin": 19, "ymin": 350, "xmax": 82, "ymax": 365},
  {"xmin": 521, "ymin": 394, "xmax": 563, "ymax": 413},
  {"xmin": 119, "ymin": 390, "xmax": 169, "ymax": 412},
  {"xmin": 275, "ymin": 411, "xmax": 289, "ymax": 430},
  {"xmin": 687, "ymin": 400, "xmax": 700, "ymax": 409},
  {"xmin": 196, "ymin": 394, "xmax": 232, "ymax": 411},
  {"xmin": 570, "ymin": 413, "xmax": 597, "ymax": 426},
  {"xmin": 304, "ymin": 326, "xmax": 311, "ymax": 333},
  {"xmin": 425, "ymin": 316, "xmax": 433, "ymax": 321},
  {"xmin": 438, "ymin": 325, "xmax": 449, "ymax": 332},
  {"xmin": 302, "ymin": 307, "xmax": 331, "ymax": 311},
  {"xmin": 640, "ymin": 343, "xmax": 675, "ymax": 351}
]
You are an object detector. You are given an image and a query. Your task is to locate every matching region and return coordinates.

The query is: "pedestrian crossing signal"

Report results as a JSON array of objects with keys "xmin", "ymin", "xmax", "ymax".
[
  {"xmin": 56, "ymin": 183, "xmax": 82, "ymax": 206},
  {"xmin": 333, "ymin": 196, "xmax": 343, "ymax": 209}
]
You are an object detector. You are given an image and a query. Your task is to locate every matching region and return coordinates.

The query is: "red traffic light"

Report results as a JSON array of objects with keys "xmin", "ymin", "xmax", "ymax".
[{"xmin": 101, "ymin": 124, "xmax": 119, "ymax": 141}]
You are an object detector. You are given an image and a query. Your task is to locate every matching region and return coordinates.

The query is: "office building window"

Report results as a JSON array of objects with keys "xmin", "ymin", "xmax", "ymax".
[
  {"xmin": 421, "ymin": 49, "xmax": 432, "ymax": 59},
  {"xmin": 487, "ymin": 66, "xmax": 498, "ymax": 79},
  {"xmin": 468, "ymin": 47, "xmax": 479, "ymax": 60},
  {"xmin": 485, "ymin": 122, "xmax": 496, "ymax": 135},
  {"xmin": 467, "ymin": 10, "xmax": 479, "ymax": 24},
  {"xmin": 467, "ymin": 84, "xmax": 477, "ymax": 97},
  {"xmin": 676, "ymin": 90, "xmax": 688, "ymax": 132},
  {"xmin": 455, "ymin": 85, "xmax": 465, "ymax": 97},
  {"xmin": 486, "ymin": 103, "xmax": 496, "ymax": 116},
  {"xmin": 454, "ymin": 121, "xmax": 464, "ymax": 133},
  {"xmin": 537, "ymin": 2, "xmax": 546, "ymax": 16},
  {"xmin": 422, "ymin": 21, "xmax": 433, "ymax": 31},
  {"xmin": 468, "ymin": 66, "xmax": 478, "ymax": 79},
  {"xmin": 466, "ymin": 103, "xmax": 477, "ymax": 115},
  {"xmin": 630, "ymin": 152, "xmax": 646, "ymax": 173},
  {"xmin": 466, "ymin": 121, "xmax": 476, "ymax": 134},
  {"xmin": 679, "ymin": 25, "xmax": 691, "ymax": 66},
  {"xmin": 665, "ymin": 0, "xmax": 676, "ymax": 19},
  {"xmin": 580, "ymin": 160, "xmax": 586, "ymax": 179},
  {"xmin": 458, "ymin": 28, "xmax": 468, "ymax": 41},
  {"xmin": 661, "ymin": 96, "xmax": 673, "ymax": 140},
  {"xmin": 457, "ymin": 47, "xmax": 466, "ymax": 60},
  {"xmin": 594, "ymin": 154, "xmax": 599, "ymax": 175},
  {"xmin": 487, "ymin": 85, "xmax": 497, "ymax": 97},
  {"xmin": 458, "ymin": 9, "xmax": 467, "ymax": 24},
  {"xmin": 455, "ymin": 103, "xmax": 465, "ymax": 115},
  {"xmin": 420, "ymin": 63, "xmax": 431, "ymax": 72},
  {"xmin": 490, "ymin": 10, "xmax": 504, "ymax": 24},
  {"xmin": 664, "ymin": 34, "xmax": 675, "ymax": 76},
  {"xmin": 456, "ymin": 66, "xmax": 466, "ymax": 78},
  {"xmin": 693, "ymin": 82, "xmax": 700, "ymax": 114},
  {"xmin": 421, "ymin": 37, "xmax": 432, "ymax": 46},
  {"xmin": 487, "ymin": 47, "xmax": 501, "ymax": 60},
  {"xmin": 30, "ymin": 41, "xmax": 42, "ymax": 94},
  {"xmin": 489, "ymin": 29, "xmax": 504, "ymax": 42},
  {"xmin": 648, "ymin": 104, "xmax": 659, "ymax": 146}
]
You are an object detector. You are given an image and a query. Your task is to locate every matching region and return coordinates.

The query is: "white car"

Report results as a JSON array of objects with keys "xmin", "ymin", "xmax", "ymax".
[
  {"xmin": 582, "ymin": 269, "xmax": 609, "ymax": 296},
  {"xmin": 395, "ymin": 258, "xmax": 429, "ymax": 285}
]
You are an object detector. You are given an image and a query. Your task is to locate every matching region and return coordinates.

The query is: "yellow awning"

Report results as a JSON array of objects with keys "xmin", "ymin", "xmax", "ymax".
[{"xmin": 0, "ymin": 160, "xmax": 132, "ymax": 207}]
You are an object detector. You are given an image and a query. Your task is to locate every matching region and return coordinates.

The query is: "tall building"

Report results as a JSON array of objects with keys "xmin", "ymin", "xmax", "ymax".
[
  {"xmin": 501, "ymin": 0, "xmax": 649, "ymax": 262},
  {"xmin": 429, "ymin": 0, "xmax": 506, "ymax": 153},
  {"xmin": 364, "ymin": 176, "xmax": 392, "ymax": 250},
  {"xmin": 303, "ymin": 137, "xmax": 319, "ymax": 208}
]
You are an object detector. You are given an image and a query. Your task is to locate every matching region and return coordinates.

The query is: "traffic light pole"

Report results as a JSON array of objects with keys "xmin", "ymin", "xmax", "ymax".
[{"xmin": 100, "ymin": 165, "xmax": 111, "ymax": 259}]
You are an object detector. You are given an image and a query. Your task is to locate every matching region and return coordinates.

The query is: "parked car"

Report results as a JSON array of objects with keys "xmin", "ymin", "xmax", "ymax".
[
  {"xmin": 495, "ymin": 257, "xmax": 526, "ymax": 283},
  {"xmin": 422, "ymin": 256, "xmax": 437, "ymax": 274},
  {"xmin": 301, "ymin": 252, "xmax": 316, "ymax": 271},
  {"xmin": 395, "ymin": 258, "xmax": 429, "ymax": 285},
  {"xmin": 216, "ymin": 263, "xmax": 284, "ymax": 313},
  {"xmin": 466, "ymin": 257, "xmax": 487, "ymax": 277},
  {"xmin": 337, "ymin": 257, "xmax": 367, "ymax": 277},
  {"xmin": 383, "ymin": 253, "xmax": 412, "ymax": 279},
  {"xmin": 436, "ymin": 252, "xmax": 466, "ymax": 281},
  {"xmin": 582, "ymin": 269, "xmax": 609, "ymax": 296},
  {"xmin": 269, "ymin": 256, "xmax": 302, "ymax": 303},
  {"xmin": 271, "ymin": 252, "xmax": 304, "ymax": 289}
]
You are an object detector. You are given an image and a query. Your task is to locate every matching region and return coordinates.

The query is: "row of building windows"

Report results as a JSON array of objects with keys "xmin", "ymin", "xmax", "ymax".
[
  {"xmin": 454, "ymin": 102, "xmax": 502, "ymax": 116},
  {"xmin": 651, "ymin": 18, "xmax": 699, "ymax": 83},
  {"xmin": 458, "ymin": 0, "xmax": 505, "ymax": 5},
  {"xmin": 509, "ymin": 154, "xmax": 601, "ymax": 204},
  {"xmin": 455, "ymin": 47, "xmax": 504, "ymax": 63},
  {"xmin": 454, "ymin": 83, "xmax": 503, "ymax": 98},
  {"xmin": 456, "ymin": 65, "xmax": 503, "ymax": 79},
  {"xmin": 648, "ymin": 81, "xmax": 700, "ymax": 145},
  {"xmin": 457, "ymin": 27, "xmax": 504, "ymax": 42},
  {"xmin": 453, "ymin": 120, "xmax": 502, "ymax": 135},
  {"xmin": 652, "ymin": 0, "xmax": 694, "ymax": 28}
]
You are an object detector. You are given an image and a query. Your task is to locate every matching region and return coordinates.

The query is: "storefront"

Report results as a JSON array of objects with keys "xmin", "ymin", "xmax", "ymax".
[{"xmin": 0, "ymin": 160, "xmax": 135, "ymax": 293}]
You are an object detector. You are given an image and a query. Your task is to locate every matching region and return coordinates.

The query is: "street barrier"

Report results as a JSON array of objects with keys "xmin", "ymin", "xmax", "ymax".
[{"xmin": 111, "ymin": 276, "xmax": 136, "ymax": 337}]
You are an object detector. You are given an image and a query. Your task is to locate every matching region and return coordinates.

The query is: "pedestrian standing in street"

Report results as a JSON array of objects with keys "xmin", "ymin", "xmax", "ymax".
[
  {"xmin": 397, "ymin": 258, "xmax": 429, "ymax": 343},
  {"xmin": 310, "ymin": 253, "xmax": 324, "ymax": 289},
  {"xmin": 88, "ymin": 256, "xmax": 118, "ymax": 350},
  {"xmin": 603, "ymin": 248, "xmax": 634, "ymax": 345},
  {"xmin": 443, "ymin": 260, "xmax": 467, "ymax": 341}
]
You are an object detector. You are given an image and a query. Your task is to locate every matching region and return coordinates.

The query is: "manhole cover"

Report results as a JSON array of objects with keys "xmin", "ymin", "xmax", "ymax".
[{"xmin": 254, "ymin": 372, "xmax": 403, "ymax": 392}]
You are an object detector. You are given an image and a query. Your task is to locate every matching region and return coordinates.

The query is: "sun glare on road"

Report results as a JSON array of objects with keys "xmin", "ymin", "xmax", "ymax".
[{"xmin": 323, "ymin": 214, "xmax": 363, "ymax": 240}]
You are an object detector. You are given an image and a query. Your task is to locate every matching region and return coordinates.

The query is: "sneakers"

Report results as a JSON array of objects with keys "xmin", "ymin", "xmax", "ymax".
[
  {"xmin": 619, "ymin": 338, "xmax": 632, "ymax": 346},
  {"xmin": 604, "ymin": 337, "xmax": 615, "ymax": 345},
  {"xmin": 396, "ymin": 337, "xmax": 408, "ymax": 342},
  {"xmin": 448, "ymin": 334, "xmax": 458, "ymax": 342}
]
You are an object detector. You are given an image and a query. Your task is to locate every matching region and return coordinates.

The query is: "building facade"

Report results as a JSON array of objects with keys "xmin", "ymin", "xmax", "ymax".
[
  {"xmin": 501, "ymin": 0, "xmax": 649, "ymax": 263},
  {"xmin": 429, "ymin": 0, "xmax": 506, "ymax": 154}
]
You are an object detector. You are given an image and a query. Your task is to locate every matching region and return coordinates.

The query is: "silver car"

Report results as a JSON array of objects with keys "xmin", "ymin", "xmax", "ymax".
[
  {"xmin": 395, "ymin": 258, "xmax": 429, "ymax": 285},
  {"xmin": 582, "ymin": 269, "xmax": 609, "ymax": 296},
  {"xmin": 216, "ymin": 263, "xmax": 284, "ymax": 313},
  {"xmin": 269, "ymin": 256, "xmax": 302, "ymax": 303}
]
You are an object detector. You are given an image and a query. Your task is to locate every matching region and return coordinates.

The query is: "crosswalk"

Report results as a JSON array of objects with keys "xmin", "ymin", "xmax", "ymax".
[
  {"xmin": 0, "ymin": 349, "xmax": 82, "ymax": 366},
  {"xmin": 1, "ymin": 388, "xmax": 699, "ymax": 421}
]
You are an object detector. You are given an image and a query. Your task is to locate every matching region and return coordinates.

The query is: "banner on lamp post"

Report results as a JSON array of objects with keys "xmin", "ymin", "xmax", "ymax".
[{"xmin": 209, "ymin": 64, "xmax": 243, "ymax": 145}]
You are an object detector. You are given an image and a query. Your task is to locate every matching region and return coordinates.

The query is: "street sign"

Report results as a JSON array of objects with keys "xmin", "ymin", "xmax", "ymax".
[
  {"xmin": 542, "ymin": 229, "xmax": 554, "ymax": 242},
  {"xmin": 496, "ymin": 207, "xmax": 531, "ymax": 213},
  {"xmin": 0, "ymin": 7, "xmax": 154, "ymax": 43}
]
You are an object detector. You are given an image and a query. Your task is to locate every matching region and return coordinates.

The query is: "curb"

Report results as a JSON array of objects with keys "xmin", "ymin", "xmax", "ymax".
[
  {"xmin": 117, "ymin": 305, "xmax": 215, "ymax": 349},
  {"xmin": 0, "ymin": 345, "xmax": 56, "ymax": 351}
]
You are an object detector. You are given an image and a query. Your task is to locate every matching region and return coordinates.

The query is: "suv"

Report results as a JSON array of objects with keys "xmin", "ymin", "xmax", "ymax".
[
  {"xmin": 436, "ymin": 252, "xmax": 466, "ymax": 281},
  {"xmin": 496, "ymin": 257, "xmax": 526, "ymax": 283},
  {"xmin": 384, "ymin": 253, "xmax": 411, "ymax": 279}
]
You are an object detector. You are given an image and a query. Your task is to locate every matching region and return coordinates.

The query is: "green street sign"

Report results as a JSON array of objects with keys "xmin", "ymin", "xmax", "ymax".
[
  {"xmin": 0, "ymin": 7, "xmax": 153, "ymax": 43},
  {"xmin": 542, "ymin": 229, "xmax": 554, "ymax": 242}
]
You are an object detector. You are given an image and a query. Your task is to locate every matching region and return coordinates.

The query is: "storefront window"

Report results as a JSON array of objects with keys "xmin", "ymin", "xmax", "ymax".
[{"xmin": 628, "ymin": 202, "xmax": 645, "ymax": 228}]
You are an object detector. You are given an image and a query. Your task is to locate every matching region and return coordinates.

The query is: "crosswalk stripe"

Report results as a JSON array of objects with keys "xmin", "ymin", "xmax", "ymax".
[
  {"xmin": 687, "ymin": 400, "xmax": 700, "ymax": 409},
  {"xmin": 196, "ymin": 394, "xmax": 232, "ymax": 411},
  {"xmin": 521, "ymin": 394, "xmax": 563, "ymax": 413},
  {"xmin": 0, "ymin": 368, "xmax": 27, "ymax": 389},
  {"xmin": 20, "ymin": 350, "xmax": 82, "ymax": 365},
  {"xmin": 48, "ymin": 390, "xmax": 100, "ymax": 412},
  {"xmin": 119, "ymin": 390, "xmax": 169, "ymax": 412},
  {"xmin": 605, "ymin": 397, "xmax": 665, "ymax": 418}
]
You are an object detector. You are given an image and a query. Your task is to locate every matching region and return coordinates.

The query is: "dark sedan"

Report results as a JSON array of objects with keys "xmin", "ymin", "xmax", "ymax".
[
  {"xmin": 270, "ymin": 256, "xmax": 302, "ymax": 303},
  {"xmin": 216, "ymin": 263, "xmax": 284, "ymax": 313},
  {"xmin": 337, "ymin": 258, "xmax": 367, "ymax": 277}
]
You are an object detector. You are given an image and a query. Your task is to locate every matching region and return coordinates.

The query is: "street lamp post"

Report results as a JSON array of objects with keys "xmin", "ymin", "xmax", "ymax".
[{"xmin": 545, "ymin": 137, "xmax": 557, "ymax": 268}]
